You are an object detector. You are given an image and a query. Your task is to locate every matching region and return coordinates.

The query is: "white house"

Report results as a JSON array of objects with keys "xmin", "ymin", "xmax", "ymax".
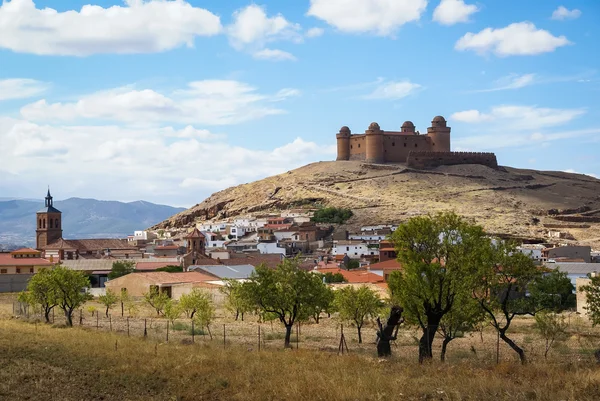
[
  {"xmin": 256, "ymin": 242, "xmax": 286, "ymax": 255},
  {"xmin": 517, "ymin": 245, "xmax": 544, "ymax": 262},
  {"xmin": 274, "ymin": 230, "xmax": 297, "ymax": 241},
  {"xmin": 332, "ymin": 241, "xmax": 379, "ymax": 259}
]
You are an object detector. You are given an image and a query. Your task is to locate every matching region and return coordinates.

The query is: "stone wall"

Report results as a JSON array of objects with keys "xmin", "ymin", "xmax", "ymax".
[{"xmin": 406, "ymin": 151, "xmax": 498, "ymax": 169}]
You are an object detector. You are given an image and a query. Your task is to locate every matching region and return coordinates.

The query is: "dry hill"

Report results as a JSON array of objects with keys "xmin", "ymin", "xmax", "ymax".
[{"xmin": 152, "ymin": 161, "xmax": 600, "ymax": 248}]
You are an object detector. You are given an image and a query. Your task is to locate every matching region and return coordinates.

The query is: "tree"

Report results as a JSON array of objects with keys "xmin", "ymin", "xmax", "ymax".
[
  {"xmin": 221, "ymin": 280, "xmax": 254, "ymax": 321},
  {"xmin": 309, "ymin": 283, "xmax": 335, "ymax": 323},
  {"xmin": 311, "ymin": 207, "xmax": 354, "ymax": 224},
  {"xmin": 579, "ymin": 274, "xmax": 600, "ymax": 325},
  {"xmin": 179, "ymin": 289, "xmax": 213, "ymax": 319},
  {"xmin": 108, "ymin": 260, "xmax": 135, "ymax": 280},
  {"xmin": 51, "ymin": 267, "xmax": 92, "ymax": 326},
  {"xmin": 437, "ymin": 294, "xmax": 485, "ymax": 362},
  {"xmin": 535, "ymin": 312, "xmax": 568, "ymax": 359},
  {"xmin": 322, "ymin": 272, "xmax": 346, "ymax": 284},
  {"xmin": 529, "ymin": 269, "xmax": 575, "ymax": 312},
  {"xmin": 22, "ymin": 268, "xmax": 59, "ymax": 323},
  {"xmin": 98, "ymin": 290, "xmax": 118, "ymax": 317},
  {"xmin": 155, "ymin": 265, "xmax": 183, "ymax": 273},
  {"xmin": 144, "ymin": 287, "xmax": 170, "ymax": 316},
  {"xmin": 163, "ymin": 300, "xmax": 181, "ymax": 324},
  {"xmin": 242, "ymin": 258, "xmax": 330, "ymax": 347},
  {"xmin": 346, "ymin": 260, "xmax": 360, "ymax": 270},
  {"xmin": 334, "ymin": 286, "xmax": 383, "ymax": 343},
  {"xmin": 389, "ymin": 212, "xmax": 490, "ymax": 363},
  {"xmin": 474, "ymin": 242, "xmax": 543, "ymax": 364}
]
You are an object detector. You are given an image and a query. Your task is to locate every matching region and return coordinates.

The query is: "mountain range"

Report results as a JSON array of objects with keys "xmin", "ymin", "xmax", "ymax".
[{"xmin": 0, "ymin": 198, "xmax": 185, "ymax": 249}]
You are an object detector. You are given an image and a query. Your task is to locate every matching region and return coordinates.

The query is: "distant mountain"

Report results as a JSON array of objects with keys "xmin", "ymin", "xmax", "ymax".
[{"xmin": 0, "ymin": 198, "xmax": 185, "ymax": 248}]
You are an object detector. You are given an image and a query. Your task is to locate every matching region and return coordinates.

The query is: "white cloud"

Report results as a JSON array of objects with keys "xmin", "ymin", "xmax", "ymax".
[
  {"xmin": 0, "ymin": 117, "xmax": 335, "ymax": 206},
  {"xmin": 451, "ymin": 105, "xmax": 586, "ymax": 130},
  {"xmin": 0, "ymin": 0, "xmax": 222, "ymax": 56},
  {"xmin": 473, "ymin": 73, "xmax": 537, "ymax": 92},
  {"xmin": 563, "ymin": 169, "xmax": 597, "ymax": 179},
  {"xmin": 307, "ymin": 0, "xmax": 427, "ymax": 36},
  {"xmin": 305, "ymin": 27, "xmax": 324, "ymax": 38},
  {"xmin": 227, "ymin": 4, "xmax": 301, "ymax": 53},
  {"xmin": 0, "ymin": 78, "xmax": 49, "ymax": 101},
  {"xmin": 20, "ymin": 80, "xmax": 300, "ymax": 126},
  {"xmin": 363, "ymin": 80, "xmax": 422, "ymax": 100},
  {"xmin": 253, "ymin": 48, "xmax": 297, "ymax": 62},
  {"xmin": 433, "ymin": 0, "xmax": 479, "ymax": 26},
  {"xmin": 455, "ymin": 22, "xmax": 571, "ymax": 56},
  {"xmin": 551, "ymin": 6, "xmax": 581, "ymax": 21}
]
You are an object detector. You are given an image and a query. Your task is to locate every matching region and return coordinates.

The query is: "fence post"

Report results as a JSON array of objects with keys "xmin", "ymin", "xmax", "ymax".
[
  {"xmin": 144, "ymin": 319, "xmax": 147, "ymax": 338},
  {"xmin": 96, "ymin": 313, "xmax": 99, "ymax": 330},
  {"xmin": 79, "ymin": 309, "xmax": 83, "ymax": 326},
  {"xmin": 166, "ymin": 320, "xmax": 169, "ymax": 343},
  {"xmin": 223, "ymin": 324, "xmax": 226, "ymax": 349},
  {"xmin": 191, "ymin": 320, "xmax": 195, "ymax": 344},
  {"xmin": 109, "ymin": 315, "xmax": 112, "ymax": 331}
]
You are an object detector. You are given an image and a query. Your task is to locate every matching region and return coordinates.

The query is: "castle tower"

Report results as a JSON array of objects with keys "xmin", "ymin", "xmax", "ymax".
[
  {"xmin": 336, "ymin": 126, "xmax": 351, "ymax": 161},
  {"xmin": 426, "ymin": 115, "xmax": 451, "ymax": 152},
  {"xmin": 401, "ymin": 121, "xmax": 416, "ymax": 134},
  {"xmin": 36, "ymin": 188, "xmax": 63, "ymax": 250},
  {"xmin": 365, "ymin": 122, "xmax": 384, "ymax": 164}
]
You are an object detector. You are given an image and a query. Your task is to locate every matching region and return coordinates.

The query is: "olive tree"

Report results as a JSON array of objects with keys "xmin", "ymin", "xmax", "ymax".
[
  {"xmin": 179, "ymin": 289, "xmax": 213, "ymax": 319},
  {"xmin": 51, "ymin": 267, "xmax": 93, "ymax": 326},
  {"xmin": 334, "ymin": 286, "xmax": 383, "ymax": 343},
  {"xmin": 437, "ymin": 293, "xmax": 485, "ymax": 362},
  {"xmin": 389, "ymin": 212, "xmax": 490, "ymax": 363},
  {"xmin": 241, "ymin": 258, "xmax": 330, "ymax": 348},
  {"xmin": 221, "ymin": 279, "xmax": 254, "ymax": 321},
  {"xmin": 144, "ymin": 287, "xmax": 170, "ymax": 316},
  {"xmin": 98, "ymin": 289, "xmax": 118, "ymax": 317},
  {"xmin": 580, "ymin": 274, "xmax": 600, "ymax": 325},
  {"xmin": 22, "ymin": 268, "xmax": 59, "ymax": 323},
  {"xmin": 535, "ymin": 311, "xmax": 569, "ymax": 359}
]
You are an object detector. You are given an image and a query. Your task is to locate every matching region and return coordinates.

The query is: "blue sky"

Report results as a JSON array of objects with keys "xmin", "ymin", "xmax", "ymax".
[{"xmin": 0, "ymin": 0, "xmax": 598, "ymax": 207}]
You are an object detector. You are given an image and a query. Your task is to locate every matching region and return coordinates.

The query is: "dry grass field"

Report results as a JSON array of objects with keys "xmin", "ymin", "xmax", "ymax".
[{"xmin": 3, "ymin": 293, "xmax": 600, "ymax": 400}]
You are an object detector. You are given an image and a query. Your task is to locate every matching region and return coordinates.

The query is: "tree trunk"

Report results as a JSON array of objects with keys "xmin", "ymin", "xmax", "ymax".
[
  {"xmin": 105, "ymin": 306, "xmax": 109, "ymax": 318},
  {"xmin": 315, "ymin": 314, "xmax": 320, "ymax": 324},
  {"xmin": 44, "ymin": 308, "xmax": 51, "ymax": 324},
  {"xmin": 65, "ymin": 308, "xmax": 73, "ymax": 327},
  {"xmin": 357, "ymin": 325, "xmax": 363, "ymax": 344},
  {"xmin": 440, "ymin": 337, "xmax": 452, "ymax": 362},
  {"xmin": 121, "ymin": 301, "xmax": 124, "ymax": 317},
  {"xmin": 500, "ymin": 331, "xmax": 526, "ymax": 364},
  {"xmin": 241, "ymin": 312, "xmax": 244, "ymax": 322},
  {"xmin": 419, "ymin": 315, "xmax": 442, "ymax": 363},
  {"xmin": 190, "ymin": 310, "xmax": 196, "ymax": 319},
  {"xmin": 284, "ymin": 324, "xmax": 293, "ymax": 348},
  {"xmin": 376, "ymin": 307, "xmax": 403, "ymax": 357},
  {"xmin": 235, "ymin": 310, "xmax": 239, "ymax": 321}
]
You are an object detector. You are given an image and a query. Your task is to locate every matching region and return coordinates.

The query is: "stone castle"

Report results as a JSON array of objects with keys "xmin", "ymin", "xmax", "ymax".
[{"xmin": 336, "ymin": 116, "xmax": 498, "ymax": 169}]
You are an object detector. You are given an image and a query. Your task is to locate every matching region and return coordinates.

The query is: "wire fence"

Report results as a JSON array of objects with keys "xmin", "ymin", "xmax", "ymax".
[{"xmin": 11, "ymin": 301, "xmax": 600, "ymax": 364}]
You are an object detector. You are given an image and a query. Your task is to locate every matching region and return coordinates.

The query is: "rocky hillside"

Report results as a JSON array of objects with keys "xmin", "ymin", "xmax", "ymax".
[{"xmin": 152, "ymin": 161, "xmax": 600, "ymax": 248}]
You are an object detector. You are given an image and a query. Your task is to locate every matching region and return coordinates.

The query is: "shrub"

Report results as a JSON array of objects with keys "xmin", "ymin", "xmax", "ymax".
[{"xmin": 311, "ymin": 207, "xmax": 353, "ymax": 224}]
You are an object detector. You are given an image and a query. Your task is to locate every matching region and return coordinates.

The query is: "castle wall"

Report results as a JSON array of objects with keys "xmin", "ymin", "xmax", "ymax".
[
  {"xmin": 382, "ymin": 134, "xmax": 431, "ymax": 163},
  {"xmin": 406, "ymin": 151, "xmax": 498, "ymax": 169},
  {"xmin": 349, "ymin": 135, "xmax": 366, "ymax": 160}
]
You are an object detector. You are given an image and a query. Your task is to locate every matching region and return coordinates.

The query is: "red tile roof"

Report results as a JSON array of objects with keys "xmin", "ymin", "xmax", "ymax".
[
  {"xmin": 43, "ymin": 238, "xmax": 134, "ymax": 251},
  {"xmin": 136, "ymin": 262, "xmax": 181, "ymax": 271},
  {"xmin": 185, "ymin": 228, "xmax": 205, "ymax": 239},
  {"xmin": 11, "ymin": 248, "xmax": 41, "ymax": 254},
  {"xmin": 0, "ymin": 253, "xmax": 53, "ymax": 267},
  {"xmin": 135, "ymin": 271, "xmax": 217, "ymax": 284},
  {"xmin": 369, "ymin": 259, "xmax": 402, "ymax": 270},
  {"xmin": 314, "ymin": 267, "xmax": 384, "ymax": 284}
]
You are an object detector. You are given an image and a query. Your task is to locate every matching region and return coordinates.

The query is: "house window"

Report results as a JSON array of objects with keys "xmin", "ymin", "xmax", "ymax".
[
  {"xmin": 0, "ymin": 269, "xmax": 6, "ymax": 274},
  {"xmin": 415, "ymin": 144, "xmax": 418, "ymax": 147},
  {"xmin": 358, "ymin": 144, "xmax": 361, "ymax": 148},
  {"xmin": 404, "ymin": 143, "xmax": 407, "ymax": 147},
  {"xmin": 29, "ymin": 268, "xmax": 34, "ymax": 273},
  {"xmin": 392, "ymin": 142, "xmax": 395, "ymax": 146},
  {"xmin": 16, "ymin": 268, "xmax": 20, "ymax": 274},
  {"xmin": 346, "ymin": 247, "xmax": 349, "ymax": 251},
  {"xmin": 50, "ymin": 219, "xmax": 53, "ymax": 228},
  {"xmin": 43, "ymin": 219, "xmax": 46, "ymax": 228}
]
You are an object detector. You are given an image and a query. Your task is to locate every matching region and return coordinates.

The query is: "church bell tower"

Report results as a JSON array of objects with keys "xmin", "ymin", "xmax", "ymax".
[{"xmin": 36, "ymin": 188, "xmax": 63, "ymax": 250}]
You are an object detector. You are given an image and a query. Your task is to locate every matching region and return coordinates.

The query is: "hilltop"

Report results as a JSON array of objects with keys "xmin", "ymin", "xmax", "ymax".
[{"xmin": 152, "ymin": 161, "xmax": 600, "ymax": 248}]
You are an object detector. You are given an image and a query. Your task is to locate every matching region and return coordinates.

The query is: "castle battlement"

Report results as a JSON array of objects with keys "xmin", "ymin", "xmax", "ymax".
[{"xmin": 336, "ymin": 116, "xmax": 498, "ymax": 169}]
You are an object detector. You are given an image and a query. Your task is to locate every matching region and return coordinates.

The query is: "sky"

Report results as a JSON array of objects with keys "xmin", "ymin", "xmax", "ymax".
[{"xmin": 0, "ymin": 0, "xmax": 598, "ymax": 208}]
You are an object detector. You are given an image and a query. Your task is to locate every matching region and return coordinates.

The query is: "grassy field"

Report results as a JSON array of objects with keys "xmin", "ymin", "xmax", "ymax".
[
  {"xmin": 4, "ymin": 293, "xmax": 600, "ymax": 400},
  {"xmin": 2, "ymin": 318, "xmax": 600, "ymax": 400}
]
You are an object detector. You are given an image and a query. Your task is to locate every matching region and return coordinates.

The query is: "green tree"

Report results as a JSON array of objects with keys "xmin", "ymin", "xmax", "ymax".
[
  {"xmin": 322, "ymin": 272, "xmax": 346, "ymax": 284},
  {"xmin": 389, "ymin": 212, "xmax": 490, "ymax": 362},
  {"xmin": 108, "ymin": 260, "xmax": 135, "ymax": 280},
  {"xmin": 242, "ymin": 258, "xmax": 330, "ymax": 347},
  {"xmin": 474, "ymin": 242, "xmax": 543, "ymax": 364},
  {"xmin": 179, "ymin": 289, "xmax": 213, "ymax": 319},
  {"xmin": 309, "ymin": 281, "xmax": 335, "ymax": 323},
  {"xmin": 334, "ymin": 286, "xmax": 383, "ymax": 343},
  {"xmin": 535, "ymin": 312, "xmax": 569, "ymax": 359},
  {"xmin": 98, "ymin": 289, "xmax": 118, "ymax": 317},
  {"xmin": 579, "ymin": 274, "xmax": 600, "ymax": 325},
  {"xmin": 163, "ymin": 300, "xmax": 181, "ymax": 324},
  {"xmin": 529, "ymin": 269, "xmax": 575, "ymax": 312},
  {"xmin": 51, "ymin": 267, "xmax": 92, "ymax": 326},
  {"xmin": 22, "ymin": 268, "xmax": 59, "ymax": 323},
  {"xmin": 346, "ymin": 260, "xmax": 360, "ymax": 270},
  {"xmin": 155, "ymin": 265, "xmax": 183, "ymax": 273},
  {"xmin": 144, "ymin": 287, "xmax": 170, "ymax": 316},
  {"xmin": 437, "ymin": 294, "xmax": 485, "ymax": 362},
  {"xmin": 221, "ymin": 279, "xmax": 254, "ymax": 321},
  {"xmin": 311, "ymin": 207, "xmax": 354, "ymax": 224}
]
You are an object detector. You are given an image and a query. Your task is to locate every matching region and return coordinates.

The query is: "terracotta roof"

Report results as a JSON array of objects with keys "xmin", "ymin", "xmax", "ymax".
[
  {"xmin": 369, "ymin": 259, "xmax": 402, "ymax": 270},
  {"xmin": 43, "ymin": 238, "xmax": 133, "ymax": 251},
  {"xmin": 133, "ymin": 271, "xmax": 216, "ymax": 284},
  {"xmin": 314, "ymin": 267, "xmax": 384, "ymax": 284},
  {"xmin": 0, "ymin": 253, "xmax": 53, "ymax": 267},
  {"xmin": 225, "ymin": 253, "xmax": 283, "ymax": 269},
  {"xmin": 136, "ymin": 262, "xmax": 180, "ymax": 271},
  {"xmin": 185, "ymin": 228, "xmax": 205, "ymax": 239},
  {"xmin": 11, "ymin": 248, "xmax": 41, "ymax": 254},
  {"xmin": 379, "ymin": 247, "xmax": 396, "ymax": 252}
]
